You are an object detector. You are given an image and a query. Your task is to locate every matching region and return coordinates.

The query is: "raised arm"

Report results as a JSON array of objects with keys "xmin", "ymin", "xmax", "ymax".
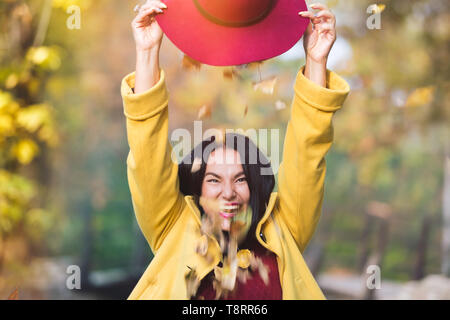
[
  {"xmin": 121, "ymin": 1, "xmax": 184, "ymax": 253},
  {"xmin": 276, "ymin": 4, "xmax": 350, "ymax": 252}
]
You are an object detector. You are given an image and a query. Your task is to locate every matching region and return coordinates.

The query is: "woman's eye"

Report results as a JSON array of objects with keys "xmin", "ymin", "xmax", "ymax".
[
  {"xmin": 236, "ymin": 177, "xmax": 247, "ymax": 183},
  {"xmin": 208, "ymin": 179, "xmax": 219, "ymax": 183}
]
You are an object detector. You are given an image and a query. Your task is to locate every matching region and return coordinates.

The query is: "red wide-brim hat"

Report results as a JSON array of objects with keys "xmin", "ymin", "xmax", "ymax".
[{"xmin": 156, "ymin": 0, "xmax": 309, "ymax": 66}]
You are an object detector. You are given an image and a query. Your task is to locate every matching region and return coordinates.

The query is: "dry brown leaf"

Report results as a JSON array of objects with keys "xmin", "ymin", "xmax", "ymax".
[
  {"xmin": 7, "ymin": 287, "xmax": 19, "ymax": 300},
  {"xmin": 247, "ymin": 61, "xmax": 264, "ymax": 70},
  {"xmin": 243, "ymin": 104, "xmax": 248, "ymax": 117},
  {"xmin": 253, "ymin": 76, "xmax": 277, "ymax": 95},
  {"xmin": 182, "ymin": 55, "xmax": 202, "ymax": 71},
  {"xmin": 223, "ymin": 68, "xmax": 233, "ymax": 80},
  {"xmin": 197, "ymin": 104, "xmax": 212, "ymax": 120}
]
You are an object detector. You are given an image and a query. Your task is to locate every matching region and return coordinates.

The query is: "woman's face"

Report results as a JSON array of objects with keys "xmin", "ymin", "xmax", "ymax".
[{"xmin": 201, "ymin": 147, "xmax": 250, "ymax": 231}]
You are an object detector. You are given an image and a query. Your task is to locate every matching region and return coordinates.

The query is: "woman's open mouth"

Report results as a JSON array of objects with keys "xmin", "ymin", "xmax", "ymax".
[{"xmin": 219, "ymin": 203, "xmax": 241, "ymax": 219}]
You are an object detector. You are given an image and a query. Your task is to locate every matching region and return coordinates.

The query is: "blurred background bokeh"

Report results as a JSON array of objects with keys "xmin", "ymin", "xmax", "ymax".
[{"xmin": 0, "ymin": 0, "xmax": 449, "ymax": 299}]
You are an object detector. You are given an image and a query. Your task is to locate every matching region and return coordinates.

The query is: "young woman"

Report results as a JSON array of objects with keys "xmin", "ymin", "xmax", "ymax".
[{"xmin": 121, "ymin": 1, "xmax": 349, "ymax": 299}]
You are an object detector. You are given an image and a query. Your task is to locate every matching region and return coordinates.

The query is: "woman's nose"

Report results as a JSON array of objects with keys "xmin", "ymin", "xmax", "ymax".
[{"xmin": 221, "ymin": 182, "xmax": 236, "ymax": 200}]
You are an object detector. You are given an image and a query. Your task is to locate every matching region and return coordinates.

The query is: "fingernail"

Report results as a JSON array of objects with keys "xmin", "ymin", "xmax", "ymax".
[{"xmin": 157, "ymin": 8, "xmax": 163, "ymax": 13}]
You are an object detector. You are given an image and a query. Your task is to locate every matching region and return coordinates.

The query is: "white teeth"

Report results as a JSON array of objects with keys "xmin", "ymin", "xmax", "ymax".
[{"xmin": 221, "ymin": 205, "xmax": 239, "ymax": 210}]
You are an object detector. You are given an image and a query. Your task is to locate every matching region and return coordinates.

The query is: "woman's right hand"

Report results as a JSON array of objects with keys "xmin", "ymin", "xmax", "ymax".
[{"xmin": 132, "ymin": 0, "xmax": 167, "ymax": 51}]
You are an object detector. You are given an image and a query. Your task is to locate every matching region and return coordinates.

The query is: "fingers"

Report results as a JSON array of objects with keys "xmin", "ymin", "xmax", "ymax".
[
  {"xmin": 299, "ymin": 10, "xmax": 335, "ymax": 22},
  {"xmin": 133, "ymin": 2, "xmax": 167, "ymax": 27},
  {"xmin": 299, "ymin": 3, "xmax": 336, "ymax": 29}
]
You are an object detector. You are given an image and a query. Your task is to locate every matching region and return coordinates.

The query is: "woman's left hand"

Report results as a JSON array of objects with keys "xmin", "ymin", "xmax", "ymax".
[{"xmin": 299, "ymin": 3, "xmax": 336, "ymax": 64}]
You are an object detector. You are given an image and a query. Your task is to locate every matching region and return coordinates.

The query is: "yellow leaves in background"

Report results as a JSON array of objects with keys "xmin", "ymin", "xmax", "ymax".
[
  {"xmin": 405, "ymin": 86, "xmax": 436, "ymax": 108},
  {"xmin": 52, "ymin": 0, "xmax": 92, "ymax": 10},
  {"xmin": 0, "ymin": 114, "xmax": 14, "ymax": 137},
  {"xmin": 0, "ymin": 170, "xmax": 36, "ymax": 234},
  {"xmin": 24, "ymin": 208, "xmax": 55, "ymax": 242},
  {"xmin": 16, "ymin": 104, "xmax": 51, "ymax": 133},
  {"xmin": 0, "ymin": 92, "xmax": 59, "ymax": 162},
  {"xmin": 5, "ymin": 74, "xmax": 19, "ymax": 89},
  {"xmin": 16, "ymin": 103, "xmax": 59, "ymax": 146},
  {"xmin": 0, "ymin": 91, "xmax": 16, "ymax": 112},
  {"xmin": 11, "ymin": 139, "xmax": 39, "ymax": 165},
  {"xmin": 26, "ymin": 46, "xmax": 61, "ymax": 71}
]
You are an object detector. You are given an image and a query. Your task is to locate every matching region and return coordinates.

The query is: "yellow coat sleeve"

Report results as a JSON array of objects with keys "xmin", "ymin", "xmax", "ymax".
[
  {"xmin": 121, "ymin": 69, "xmax": 185, "ymax": 253},
  {"xmin": 277, "ymin": 67, "xmax": 350, "ymax": 253}
]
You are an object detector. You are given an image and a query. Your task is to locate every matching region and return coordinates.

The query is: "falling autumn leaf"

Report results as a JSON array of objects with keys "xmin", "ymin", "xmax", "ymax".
[
  {"xmin": 199, "ymin": 197, "xmax": 222, "ymax": 219},
  {"xmin": 223, "ymin": 68, "xmax": 243, "ymax": 81},
  {"xmin": 220, "ymin": 257, "xmax": 238, "ymax": 291},
  {"xmin": 230, "ymin": 220, "xmax": 246, "ymax": 237},
  {"xmin": 246, "ymin": 61, "xmax": 265, "ymax": 70},
  {"xmin": 195, "ymin": 235, "xmax": 209, "ymax": 256},
  {"xmin": 7, "ymin": 288, "xmax": 19, "ymax": 300},
  {"xmin": 275, "ymin": 100, "xmax": 286, "ymax": 110},
  {"xmin": 237, "ymin": 249, "xmax": 252, "ymax": 269},
  {"xmin": 375, "ymin": 4, "xmax": 386, "ymax": 13},
  {"xmin": 367, "ymin": 201, "xmax": 392, "ymax": 220},
  {"xmin": 243, "ymin": 104, "xmax": 248, "ymax": 117},
  {"xmin": 212, "ymin": 277, "xmax": 224, "ymax": 300},
  {"xmin": 223, "ymin": 68, "xmax": 233, "ymax": 79},
  {"xmin": 253, "ymin": 76, "xmax": 277, "ymax": 95},
  {"xmin": 185, "ymin": 267, "xmax": 201, "ymax": 298},
  {"xmin": 404, "ymin": 86, "xmax": 435, "ymax": 108},
  {"xmin": 182, "ymin": 54, "xmax": 202, "ymax": 71},
  {"xmin": 197, "ymin": 104, "xmax": 211, "ymax": 120},
  {"xmin": 258, "ymin": 262, "xmax": 269, "ymax": 285},
  {"xmin": 236, "ymin": 268, "xmax": 251, "ymax": 284},
  {"xmin": 249, "ymin": 255, "xmax": 270, "ymax": 286}
]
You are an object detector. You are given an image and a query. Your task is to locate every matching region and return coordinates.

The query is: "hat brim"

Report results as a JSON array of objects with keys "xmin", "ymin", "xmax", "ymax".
[{"xmin": 156, "ymin": 0, "xmax": 309, "ymax": 66}]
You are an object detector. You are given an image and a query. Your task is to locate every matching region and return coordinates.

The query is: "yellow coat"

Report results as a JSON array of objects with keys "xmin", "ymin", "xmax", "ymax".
[{"xmin": 121, "ymin": 66, "xmax": 349, "ymax": 300}]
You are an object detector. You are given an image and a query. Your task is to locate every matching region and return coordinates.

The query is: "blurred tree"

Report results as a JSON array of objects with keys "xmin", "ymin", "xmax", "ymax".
[{"xmin": 0, "ymin": 0, "xmax": 60, "ymax": 273}]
